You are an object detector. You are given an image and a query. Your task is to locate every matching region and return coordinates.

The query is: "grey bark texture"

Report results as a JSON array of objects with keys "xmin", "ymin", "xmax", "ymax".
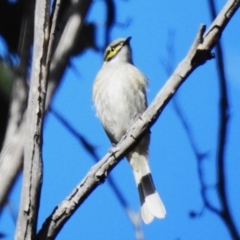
[{"xmin": 15, "ymin": 0, "xmax": 50, "ymax": 239}]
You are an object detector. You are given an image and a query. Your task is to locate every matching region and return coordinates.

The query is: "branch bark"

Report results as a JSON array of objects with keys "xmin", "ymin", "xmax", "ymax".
[
  {"xmin": 49, "ymin": 107, "xmax": 144, "ymax": 238},
  {"xmin": 37, "ymin": 0, "xmax": 240, "ymax": 239},
  {"xmin": 0, "ymin": 0, "xmax": 94, "ymax": 213},
  {"xmin": 15, "ymin": 0, "xmax": 51, "ymax": 239}
]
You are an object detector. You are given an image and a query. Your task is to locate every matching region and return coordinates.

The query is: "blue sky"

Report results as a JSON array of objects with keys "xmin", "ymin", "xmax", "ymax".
[{"xmin": 1, "ymin": 0, "xmax": 240, "ymax": 239}]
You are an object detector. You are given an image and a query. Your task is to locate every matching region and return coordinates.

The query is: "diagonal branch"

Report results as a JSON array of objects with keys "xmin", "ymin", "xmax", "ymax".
[
  {"xmin": 160, "ymin": 22, "xmax": 222, "ymax": 219},
  {"xmin": 163, "ymin": 2, "xmax": 239, "ymax": 239},
  {"xmin": 37, "ymin": 1, "xmax": 240, "ymax": 238},
  {"xmin": 49, "ymin": 107, "xmax": 144, "ymax": 239}
]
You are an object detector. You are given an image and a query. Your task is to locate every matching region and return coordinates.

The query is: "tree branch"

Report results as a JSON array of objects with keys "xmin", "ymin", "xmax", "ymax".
[
  {"xmin": 160, "ymin": 21, "xmax": 222, "ymax": 219},
  {"xmin": 165, "ymin": 2, "xmax": 239, "ymax": 239},
  {"xmin": 0, "ymin": 0, "xmax": 34, "ymax": 214},
  {"xmin": 49, "ymin": 107, "xmax": 144, "ymax": 239},
  {"xmin": 0, "ymin": 0, "xmax": 95, "ymax": 220},
  {"xmin": 15, "ymin": 0, "xmax": 51, "ymax": 239},
  {"xmin": 45, "ymin": 0, "xmax": 93, "ymax": 108},
  {"xmin": 0, "ymin": 0, "xmax": 94, "ymax": 215},
  {"xmin": 207, "ymin": 0, "xmax": 239, "ymax": 239},
  {"xmin": 37, "ymin": 1, "xmax": 240, "ymax": 238}
]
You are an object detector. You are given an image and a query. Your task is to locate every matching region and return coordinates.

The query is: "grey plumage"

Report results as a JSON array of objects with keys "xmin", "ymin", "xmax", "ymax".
[{"xmin": 93, "ymin": 37, "xmax": 166, "ymax": 223}]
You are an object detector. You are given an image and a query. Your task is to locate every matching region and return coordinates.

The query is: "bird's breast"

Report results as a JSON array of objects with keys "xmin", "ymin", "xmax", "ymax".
[{"xmin": 93, "ymin": 63, "xmax": 148, "ymax": 142}]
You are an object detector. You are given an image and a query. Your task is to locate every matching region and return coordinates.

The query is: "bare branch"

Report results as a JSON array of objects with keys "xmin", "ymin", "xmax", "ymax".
[
  {"xmin": 160, "ymin": 24, "xmax": 222, "ymax": 217},
  {"xmin": 37, "ymin": 1, "xmax": 240, "ymax": 238},
  {"xmin": 45, "ymin": 0, "xmax": 93, "ymax": 108},
  {"xmin": 162, "ymin": 1, "xmax": 239, "ymax": 238},
  {"xmin": 173, "ymin": 101, "xmax": 221, "ymax": 216},
  {"xmin": 207, "ymin": 0, "xmax": 239, "ymax": 239},
  {"xmin": 0, "ymin": 0, "xmax": 34, "ymax": 214},
  {"xmin": 49, "ymin": 107, "xmax": 144, "ymax": 239},
  {"xmin": 0, "ymin": 0, "xmax": 94, "ymax": 215},
  {"xmin": 202, "ymin": 0, "xmax": 240, "ymax": 50},
  {"xmin": 0, "ymin": 0, "xmax": 94, "ymax": 217},
  {"xmin": 0, "ymin": 116, "xmax": 25, "ymax": 213},
  {"xmin": 46, "ymin": 0, "xmax": 61, "ymax": 71},
  {"xmin": 15, "ymin": 0, "xmax": 51, "ymax": 239}
]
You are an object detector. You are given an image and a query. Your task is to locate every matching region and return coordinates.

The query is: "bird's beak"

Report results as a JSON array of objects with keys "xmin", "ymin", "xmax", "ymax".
[{"xmin": 124, "ymin": 36, "xmax": 132, "ymax": 45}]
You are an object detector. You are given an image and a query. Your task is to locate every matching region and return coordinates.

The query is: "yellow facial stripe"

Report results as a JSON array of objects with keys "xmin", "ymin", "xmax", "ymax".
[{"xmin": 104, "ymin": 44, "xmax": 122, "ymax": 61}]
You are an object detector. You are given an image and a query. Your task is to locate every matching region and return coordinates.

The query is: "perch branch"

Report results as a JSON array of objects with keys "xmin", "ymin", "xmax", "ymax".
[{"xmin": 37, "ymin": 1, "xmax": 240, "ymax": 239}]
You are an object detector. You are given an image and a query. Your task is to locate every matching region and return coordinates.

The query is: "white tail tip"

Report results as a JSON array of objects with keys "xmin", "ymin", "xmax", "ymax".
[{"xmin": 141, "ymin": 192, "xmax": 166, "ymax": 224}]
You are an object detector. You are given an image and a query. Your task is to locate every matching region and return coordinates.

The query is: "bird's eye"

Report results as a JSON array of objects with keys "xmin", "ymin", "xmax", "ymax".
[{"xmin": 111, "ymin": 47, "xmax": 115, "ymax": 51}]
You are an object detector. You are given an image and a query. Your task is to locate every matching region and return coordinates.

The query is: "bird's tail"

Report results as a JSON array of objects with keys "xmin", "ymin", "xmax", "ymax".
[{"xmin": 127, "ymin": 150, "xmax": 166, "ymax": 224}]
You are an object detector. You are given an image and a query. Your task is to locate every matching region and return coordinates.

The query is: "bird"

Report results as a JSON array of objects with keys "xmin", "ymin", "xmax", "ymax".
[{"xmin": 92, "ymin": 37, "xmax": 166, "ymax": 223}]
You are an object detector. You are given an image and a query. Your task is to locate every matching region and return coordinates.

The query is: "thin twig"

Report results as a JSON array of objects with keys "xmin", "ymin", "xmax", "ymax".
[
  {"xmin": 208, "ymin": 0, "xmax": 239, "ymax": 239},
  {"xmin": 46, "ymin": 0, "xmax": 61, "ymax": 70},
  {"xmin": 161, "ymin": 25, "xmax": 221, "ymax": 217}
]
